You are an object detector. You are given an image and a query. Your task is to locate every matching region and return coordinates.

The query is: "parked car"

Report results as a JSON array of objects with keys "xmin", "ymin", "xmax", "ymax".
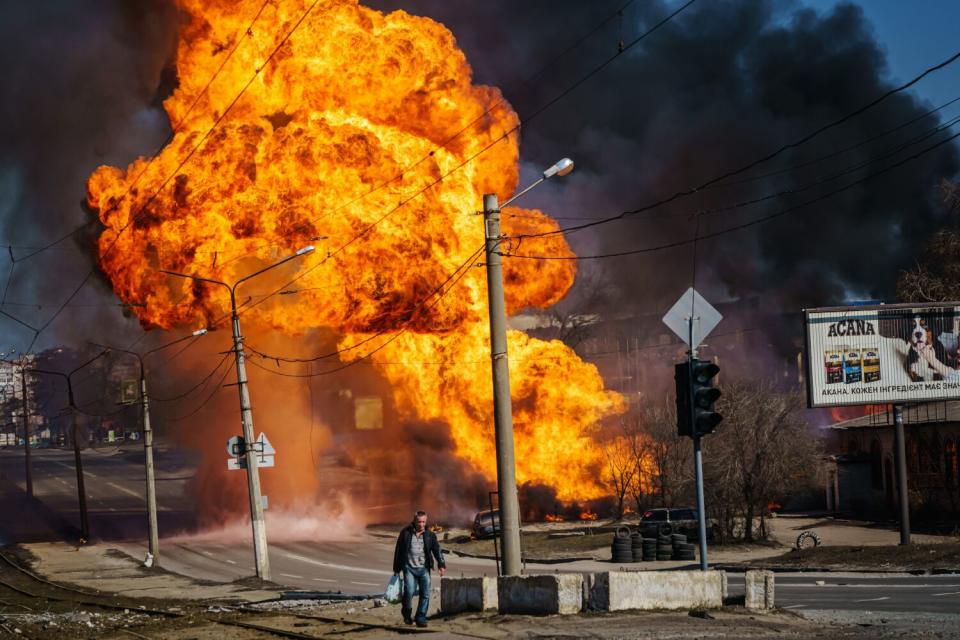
[
  {"xmin": 639, "ymin": 507, "xmax": 709, "ymax": 540},
  {"xmin": 472, "ymin": 509, "xmax": 500, "ymax": 539}
]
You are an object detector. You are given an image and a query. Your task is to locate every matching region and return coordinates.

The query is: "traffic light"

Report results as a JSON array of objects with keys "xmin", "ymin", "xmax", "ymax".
[{"xmin": 675, "ymin": 358, "xmax": 723, "ymax": 438}]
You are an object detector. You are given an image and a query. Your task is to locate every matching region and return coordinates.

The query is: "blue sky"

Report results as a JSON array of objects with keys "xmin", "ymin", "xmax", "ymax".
[{"xmin": 805, "ymin": 0, "xmax": 958, "ymax": 108}]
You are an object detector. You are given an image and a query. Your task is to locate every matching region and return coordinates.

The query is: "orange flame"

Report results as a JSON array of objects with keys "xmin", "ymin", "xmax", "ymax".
[
  {"xmin": 544, "ymin": 514, "xmax": 564, "ymax": 523},
  {"xmin": 579, "ymin": 510, "xmax": 599, "ymax": 521},
  {"xmin": 86, "ymin": 0, "xmax": 623, "ymax": 505}
]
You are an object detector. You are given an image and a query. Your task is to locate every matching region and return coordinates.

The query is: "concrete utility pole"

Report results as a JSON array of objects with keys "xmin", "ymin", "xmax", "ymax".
[
  {"xmin": 162, "ymin": 245, "xmax": 314, "ymax": 582},
  {"xmin": 141, "ymin": 375, "xmax": 159, "ymax": 564},
  {"xmin": 92, "ymin": 330, "xmax": 208, "ymax": 568},
  {"xmin": 478, "ymin": 159, "xmax": 574, "ymax": 578},
  {"xmin": 19, "ymin": 363, "xmax": 33, "ymax": 497},
  {"xmin": 892, "ymin": 404, "xmax": 911, "ymax": 545},
  {"xmin": 482, "ymin": 193, "xmax": 523, "ymax": 578}
]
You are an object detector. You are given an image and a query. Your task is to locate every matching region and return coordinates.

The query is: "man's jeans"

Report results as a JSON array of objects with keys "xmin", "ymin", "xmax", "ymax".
[{"xmin": 402, "ymin": 566, "xmax": 431, "ymax": 622}]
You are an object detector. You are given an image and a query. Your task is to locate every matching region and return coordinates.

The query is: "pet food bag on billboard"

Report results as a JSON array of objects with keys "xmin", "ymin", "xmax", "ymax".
[{"xmin": 805, "ymin": 303, "xmax": 960, "ymax": 407}]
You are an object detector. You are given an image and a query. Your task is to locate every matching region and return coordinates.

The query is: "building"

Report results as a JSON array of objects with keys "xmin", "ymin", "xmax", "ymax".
[
  {"xmin": 0, "ymin": 355, "xmax": 43, "ymax": 445},
  {"xmin": 826, "ymin": 403, "xmax": 960, "ymax": 521}
]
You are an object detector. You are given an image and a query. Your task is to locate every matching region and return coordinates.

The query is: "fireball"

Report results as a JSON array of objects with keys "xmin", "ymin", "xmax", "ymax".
[{"xmin": 87, "ymin": 0, "xmax": 623, "ymax": 505}]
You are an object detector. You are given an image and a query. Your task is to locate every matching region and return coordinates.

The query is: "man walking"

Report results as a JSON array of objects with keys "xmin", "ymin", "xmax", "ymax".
[{"xmin": 393, "ymin": 510, "xmax": 445, "ymax": 627}]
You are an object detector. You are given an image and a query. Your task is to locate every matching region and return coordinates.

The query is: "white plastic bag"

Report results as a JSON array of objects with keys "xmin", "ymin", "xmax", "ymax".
[{"xmin": 385, "ymin": 574, "xmax": 402, "ymax": 604}]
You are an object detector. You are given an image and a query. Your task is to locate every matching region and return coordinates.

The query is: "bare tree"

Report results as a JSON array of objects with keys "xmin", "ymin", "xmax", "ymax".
[
  {"xmin": 897, "ymin": 179, "xmax": 960, "ymax": 302},
  {"xmin": 547, "ymin": 265, "xmax": 615, "ymax": 349},
  {"xmin": 705, "ymin": 380, "xmax": 824, "ymax": 541},
  {"xmin": 639, "ymin": 402, "xmax": 692, "ymax": 509},
  {"xmin": 602, "ymin": 433, "xmax": 637, "ymax": 519}
]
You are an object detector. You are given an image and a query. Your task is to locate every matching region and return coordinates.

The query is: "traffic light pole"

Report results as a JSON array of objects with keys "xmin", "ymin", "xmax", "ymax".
[{"xmin": 688, "ymin": 318, "xmax": 709, "ymax": 571}]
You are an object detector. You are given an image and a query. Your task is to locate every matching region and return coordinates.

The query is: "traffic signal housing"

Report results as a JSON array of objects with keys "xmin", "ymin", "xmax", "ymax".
[{"xmin": 675, "ymin": 358, "xmax": 722, "ymax": 437}]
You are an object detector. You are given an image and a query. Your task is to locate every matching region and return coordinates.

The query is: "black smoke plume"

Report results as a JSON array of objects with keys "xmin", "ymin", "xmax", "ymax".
[{"xmin": 371, "ymin": 0, "xmax": 960, "ymax": 347}]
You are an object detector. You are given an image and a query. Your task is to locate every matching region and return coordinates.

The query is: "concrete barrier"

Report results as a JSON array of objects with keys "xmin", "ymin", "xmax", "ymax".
[
  {"xmin": 497, "ymin": 574, "xmax": 583, "ymax": 615},
  {"xmin": 589, "ymin": 570, "xmax": 725, "ymax": 611},
  {"xmin": 440, "ymin": 577, "xmax": 498, "ymax": 614},
  {"xmin": 744, "ymin": 570, "xmax": 775, "ymax": 611}
]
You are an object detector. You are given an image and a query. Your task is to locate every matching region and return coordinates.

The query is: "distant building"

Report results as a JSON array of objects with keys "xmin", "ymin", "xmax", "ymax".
[
  {"xmin": 0, "ymin": 355, "xmax": 43, "ymax": 445},
  {"xmin": 826, "ymin": 403, "xmax": 960, "ymax": 521}
]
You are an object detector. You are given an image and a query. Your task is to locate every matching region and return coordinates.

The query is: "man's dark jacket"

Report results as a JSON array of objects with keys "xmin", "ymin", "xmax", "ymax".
[{"xmin": 393, "ymin": 525, "xmax": 445, "ymax": 573}]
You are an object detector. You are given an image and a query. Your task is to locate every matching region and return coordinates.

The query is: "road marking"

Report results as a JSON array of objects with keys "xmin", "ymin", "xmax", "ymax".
[
  {"xmin": 351, "ymin": 581, "xmax": 379, "ymax": 587},
  {"xmin": 107, "ymin": 482, "xmax": 142, "ymax": 500},
  {"xmin": 274, "ymin": 551, "xmax": 391, "ymax": 577},
  {"xmin": 225, "ymin": 559, "xmax": 237, "ymax": 565},
  {"xmin": 280, "ymin": 573, "xmax": 304, "ymax": 579},
  {"xmin": 313, "ymin": 578, "xmax": 336, "ymax": 583},
  {"xmin": 933, "ymin": 592, "xmax": 960, "ymax": 596},
  {"xmin": 783, "ymin": 604, "xmax": 806, "ymax": 609},
  {"xmin": 853, "ymin": 596, "xmax": 890, "ymax": 603}
]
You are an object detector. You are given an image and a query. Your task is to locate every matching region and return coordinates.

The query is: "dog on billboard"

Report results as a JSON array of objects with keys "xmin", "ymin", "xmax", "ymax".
[{"xmin": 903, "ymin": 316, "xmax": 939, "ymax": 381}]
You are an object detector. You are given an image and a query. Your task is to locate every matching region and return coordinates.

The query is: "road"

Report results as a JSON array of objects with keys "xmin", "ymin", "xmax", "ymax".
[{"xmin": 1, "ymin": 446, "xmax": 959, "ymax": 613}]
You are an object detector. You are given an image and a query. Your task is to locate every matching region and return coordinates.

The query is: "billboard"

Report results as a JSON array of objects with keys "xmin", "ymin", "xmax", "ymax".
[{"xmin": 804, "ymin": 302, "xmax": 960, "ymax": 407}]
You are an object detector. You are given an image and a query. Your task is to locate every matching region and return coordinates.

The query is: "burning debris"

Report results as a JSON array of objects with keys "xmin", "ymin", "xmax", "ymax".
[{"xmin": 85, "ymin": 0, "xmax": 624, "ymax": 522}]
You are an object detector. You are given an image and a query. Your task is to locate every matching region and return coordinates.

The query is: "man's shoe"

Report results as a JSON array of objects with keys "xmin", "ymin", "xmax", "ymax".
[
  {"xmin": 402, "ymin": 615, "xmax": 413, "ymax": 625},
  {"xmin": 415, "ymin": 619, "xmax": 428, "ymax": 628}
]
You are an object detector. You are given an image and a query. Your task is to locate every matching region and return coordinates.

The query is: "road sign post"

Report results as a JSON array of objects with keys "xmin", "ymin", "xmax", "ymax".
[{"xmin": 664, "ymin": 288, "xmax": 722, "ymax": 572}]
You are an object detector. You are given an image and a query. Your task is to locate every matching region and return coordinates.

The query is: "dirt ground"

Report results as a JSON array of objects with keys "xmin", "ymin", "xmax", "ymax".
[{"xmin": 746, "ymin": 542, "xmax": 960, "ymax": 571}]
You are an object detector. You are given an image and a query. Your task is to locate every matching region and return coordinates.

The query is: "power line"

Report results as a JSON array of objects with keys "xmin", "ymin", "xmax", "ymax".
[
  {"xmin": 148, "ymin": 352, "xmax": 232, "ymax": 403},
  {"xmin": 505, "ymin": 94, "xmax": 960, "ymax": 223},
  {"xmin": 11, "ymin": 1, "xmax": 274, "ymax": 267},
  {"xmin": 512, "ymin": 48, "xmax": 960, "ymax": 242},
  {"xmin": 25, "ymin": 0, "xmax": 326, "ymax": 353},
  {"xmin": 503, "ymin": 129, "xmax": 960, "ymax": 260},
  {"xmin": 243, "ymin": 244, "xmax": 485, "ymax": 374},
  {"xmin": 163, "ymin": 356, "xmax": 235, "ymax": 422},
  {"xmin": 221, "ymin": 0, "xmax": 699, "ymax": 319}
]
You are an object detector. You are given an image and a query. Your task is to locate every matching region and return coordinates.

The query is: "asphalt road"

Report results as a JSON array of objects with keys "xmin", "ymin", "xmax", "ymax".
[{"xmin": 2, "ymin": 446, "xmax": 960, "ymax": 614}]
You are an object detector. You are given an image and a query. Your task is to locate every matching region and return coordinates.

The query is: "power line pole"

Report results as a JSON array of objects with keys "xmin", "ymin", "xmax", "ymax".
[
  {"xmin": 141, "ymin": 374, "xmax": 159, "ymax": 565},
  {"xmin": 893, "ymin": 404, "xmax": 911, "ymax": 545},
  {"xmin": 162, "ymin": 248, "xmax": 314, "ymax": 581},
  {"xmin": 31, "ymin": 351, "xmax": 109, "ymax": 541},
  {"xmin": 230, "ymin": 303, "xmax": 271, "ymax": 581},
  {"xmin": 66, "ymin": 378, "xmax": 90, "ymax": 540},
  {"xmin": 482, "ymin": 193, "xmax": 522, "ymax": 577},
  {"xmin": 19, "ymin": 363, "xmax": 33, "ymax": 497}
]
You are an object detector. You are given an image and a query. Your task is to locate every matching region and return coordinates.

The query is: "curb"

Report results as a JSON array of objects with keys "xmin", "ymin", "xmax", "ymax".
[{"xmin": 714, "ymin": 564, "xmax": 960, "ymax": 575}]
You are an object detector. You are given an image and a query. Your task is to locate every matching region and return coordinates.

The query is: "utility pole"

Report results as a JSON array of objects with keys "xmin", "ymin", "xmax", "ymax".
[
  {"xmin": 162, "ymin": 246, "xmax": 314, "ymax": 581},
  {"xmin": 141, "ymin": 374, "xmax": 159, "ymax": 564},
  {"xmin": 230, "ymin": 299, "xmax": 271, "ymax": 581},
  {"xmin": 31, "ymin": 351, "xmax": 109, "ymax": 541},
  {"xmin": 66, "ymin": 378, "xmax": 90, "ymax": 540},
  {"xmin": 91, "ymin": 331, "xmax": 208, "ymax": 568},
  {"xmin": 688, "ymin": 318, "xmax": 709, "ymax": 571},
  {"xmin": 482, "ymin": 193, "xmax": 523, "ymax": 577},
  {"xmin": 19, "ymin": 363, "xmax": 33, "ymax": 497},
  {"xmin": 892, "ymin": 404, "xmax": 911, "ymax": 545}
]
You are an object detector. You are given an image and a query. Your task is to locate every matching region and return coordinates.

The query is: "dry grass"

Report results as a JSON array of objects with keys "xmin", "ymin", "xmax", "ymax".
[
  {"xmin": 748, "ymin": 542, "xmax": 960, "ymax": 570},
  {"xmin": 445, "ymin": 531, "xmax": 614, "ymax": 560}
]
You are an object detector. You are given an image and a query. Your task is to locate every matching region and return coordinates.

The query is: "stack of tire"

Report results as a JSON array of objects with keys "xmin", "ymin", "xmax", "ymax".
[
  {"xmin": 671, "ymin": 533, "xmax": 697, "ymax": 561},
  {"xmin": 639, "ymin": 537, "xmax": 657, "ymax": 561},
  {"xmin": 656, "ymin": 534, "xmax": 673, "ymax": 561},
  {"xmin": 611, "ymin": 527, "xmax": 633, "ymax": 563}
]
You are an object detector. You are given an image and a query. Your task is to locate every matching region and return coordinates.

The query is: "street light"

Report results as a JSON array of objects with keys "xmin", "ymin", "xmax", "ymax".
[
  {"xmin": 481, "ymin": 158, "xmax": 574, "ymax": 577},
  {"xmin": 29, "ymin": 350, "xmax": 111, "ymax": 541},
  {"xmin": 91, "ymin": 328, "xmax": 208, "ymax": 567},
  {"xmin": 161, "ymin": 245, "xmax": 315, "ymax": 581}
]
